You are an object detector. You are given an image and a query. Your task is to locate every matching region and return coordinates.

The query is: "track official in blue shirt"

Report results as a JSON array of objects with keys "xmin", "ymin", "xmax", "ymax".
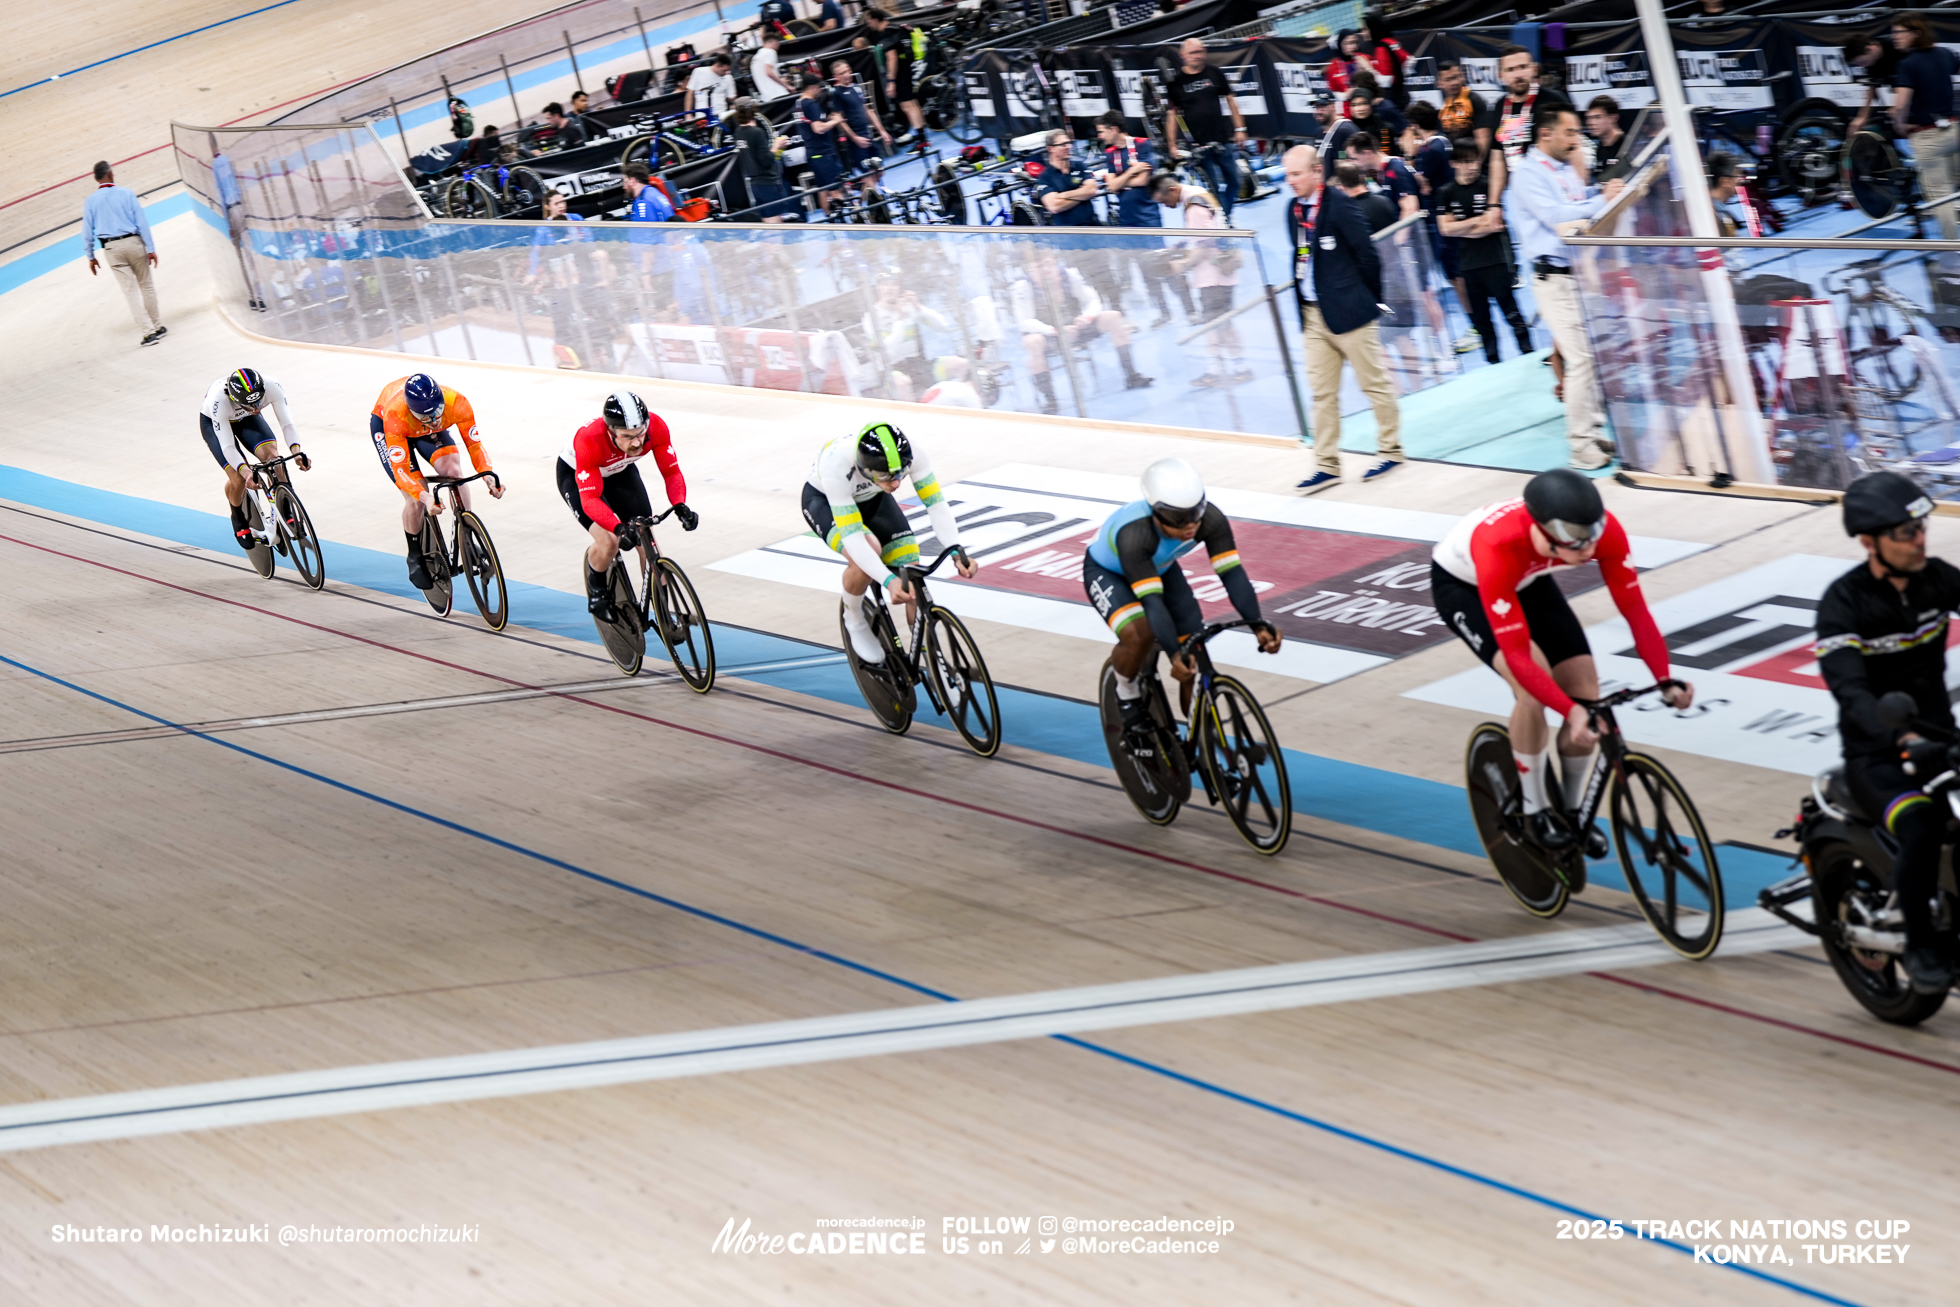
[
  {"xmin": 83, "ymin": 162, "xmax": 165, "ymax": 345},
  {"xmin": 1508, "ymin": 106, "xmax": 1623, "ymax": 470}
]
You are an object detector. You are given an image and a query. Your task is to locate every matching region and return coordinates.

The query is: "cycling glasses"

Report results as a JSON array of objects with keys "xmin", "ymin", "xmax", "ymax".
[
  {"xmin": 1540, "ymin": 517, "xmax": 1602, "ymax": 548},
  {"xmin": 1881, "ymin": 518, "xmax": 1929, "ymax": 543},
  {"xmin": 1151, "ymin": 501, "xmax": 1207, "ymax": 529}
]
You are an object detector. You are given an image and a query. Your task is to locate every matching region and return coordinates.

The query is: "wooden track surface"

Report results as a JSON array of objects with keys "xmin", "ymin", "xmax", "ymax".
[{"xmin": 2, "ymin": 8, "xmax": 1959, "ymax": 1302}]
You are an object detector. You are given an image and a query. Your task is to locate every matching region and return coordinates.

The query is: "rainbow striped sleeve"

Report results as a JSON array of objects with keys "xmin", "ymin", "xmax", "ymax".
[{"xmin": 1209, "ymin": 548, "xmax": 1242, "ymax": 574}]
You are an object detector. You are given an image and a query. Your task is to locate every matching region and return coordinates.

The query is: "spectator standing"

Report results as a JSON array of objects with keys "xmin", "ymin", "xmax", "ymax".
[
  {"xmin": 1281, "ymin": 146, "xmax": 1401, "ymax": 493},
  {"xmin": 1345, "ymin": 88, "xmax": 1398, "ymax": 157},
  {"xmin": 1584, "ymin": 96, "xmax": 1626, "ymax": 178},
  {"xmin": 1436, "ymin": 138, "xmax": 1532, "ymax": 366},
  {"xmin": 752, "ymin": 31, "xmax": 793, "ymax": 101},
  {"xmin": 1348, "ymin": 138, "xmax": 1420, "ymax": 220},
  {"xmin": 1164, "ymin": 38, "xmax": 1248, "ymax": 220},
  {"xmin": 1312, "ymin": 92, "xmax": 1359, "ymax": 173},
  {"xmin": 1434, "ymin": 61, "xmax": 1486, "ymax": 150},
  {"xmin": 83, "ymin": 162, "xmax": 165, "ymax": 346},
  {"xmin": 1096, "ymin": 109, "xmax": 1192, "ymax": 329},
  {"xmin": 208, "ymin": 137, "xmax": 266, "ymax": 312},
  {"xmin": 1326, "ymin": 30, "xmax": 1366, "ymax": 96},
  {"xmin": 1491, "ymin": 45, "xmax": 1569, "ymax": 176},
  {"xmin": 863, "ymin": 9, "xmax": 926, "ymax": 145},
  {"xmin": 730, "ymin": 99, "xmax": 794, "ymax": 221},
  {"xmin": 1151, "ymin": 175, "xmax": 1249, "ymax": 389},
  {"xmin": 686, "ymin": 52, "xmax": 738, "ymax": 117},
  {"xmin": 830, "ymin": 59, "xmax": 893, "ymax": 164},
  {"xmin": 818, "ymin": 0, "xmax": 846, "ymax": 30},
  {"xmin": 1843, "ymin": 32, "xmax": 1900, "ymax": 140},
  {"xmin": 1892, "ymin": 15, "xmax": 1960, "ymax": 240},
  {"xmin": 1363, "ymin": 11, "xmax": 1410, "ymax": 108},
  {"xmin": 795, "ymin": 74, "xmax": 848, "ymax": 214},
  {"xmin": 1510, "ymin": 106, "xmax": 1624, "ymax": 470},
  {"xmin": 1403, "ymin": 102, "xmax": 1452, "ymax": 196},
  {"xmin": 1033, "ymin": 129, "xmax": 1104, "ymax": 227},
  {"xmin": 1346, "ymin": 74, "xmax": 1407, "ymax": 144},
  {"xmin": 1707, "ymin": 152, "xmax": 1744, "ymax": 237},
  {"xmin": 863, "ymin": 276, "xmax": 952, "ymax": 399}
]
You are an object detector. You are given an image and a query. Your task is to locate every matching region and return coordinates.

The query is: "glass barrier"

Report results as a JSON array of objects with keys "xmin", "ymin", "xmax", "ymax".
[
  {"xmin": 174, "ymin": 122, "xmax": 1309, "ymax": 440},
  {"xmin": 1373, "ymin": 212, "xmax": 1461, "ymax": 397}
]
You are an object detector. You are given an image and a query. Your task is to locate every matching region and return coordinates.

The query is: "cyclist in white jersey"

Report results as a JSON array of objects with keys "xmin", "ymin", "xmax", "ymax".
[
  {"xmin": 801, "ymin": 421, "xmax": 977, "ymax": 661},
  {"xmin": 199, "ymin": 367, "xmax": 309, "ymax": 549}
]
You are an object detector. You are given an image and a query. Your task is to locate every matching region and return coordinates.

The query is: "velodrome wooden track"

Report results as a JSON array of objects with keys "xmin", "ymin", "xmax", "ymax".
[{"xmin": 3, "ymin": 5, "xmax": 1959, "ymax": 1305}]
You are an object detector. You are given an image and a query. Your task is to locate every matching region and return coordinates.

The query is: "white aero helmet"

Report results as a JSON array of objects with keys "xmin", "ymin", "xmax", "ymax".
[{"xmin": 1141, "ymin": 457, "xmax": 1207, "ymax": 528}]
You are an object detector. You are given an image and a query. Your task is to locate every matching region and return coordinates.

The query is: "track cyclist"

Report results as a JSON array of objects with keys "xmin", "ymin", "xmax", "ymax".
[
  {"xmin": 370, "ymin": 373, "xmax": 503, "ymax": 590},
  {"xmin": 201, "ymin": 367, "xmax": 309, "ymax": 549},
  {"xmin": 802, "ymin": 421, "xmax": 977, "ymax": 662},
  {"xmin": 1816, "ymin": 472, "xmax": 1960, "ymax": 994},
  {"xmin": 557, "ymin": 390, "xmax": 696, "ymax": 622},
  {"xmin": 1084, "ymin": 457, "xmax": 1282, "ymax": 750},
  {"xmin": 1430, "ymin": 468, "xmax": 1692, "ymax": 854}
]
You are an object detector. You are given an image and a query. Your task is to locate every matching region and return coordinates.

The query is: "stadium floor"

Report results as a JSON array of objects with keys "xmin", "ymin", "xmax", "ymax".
[{"xmin": 1, "ymin": 7, "xmax": 1956, "ymax": 1304}]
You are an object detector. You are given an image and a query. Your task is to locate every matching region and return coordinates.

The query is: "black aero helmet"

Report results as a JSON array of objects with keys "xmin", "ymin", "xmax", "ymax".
[
  {"xmin": 1842, "ymin": 470, "xmax": 1932, "ymax": 537},
  {"xmin": 224, "ymin": 367, "xmax": 266, "ymax": 408},
  {"xmin": 855, "ymin": 421, "xmax": 912, "ymax": 480},
  {"xmin": 603, "ymin": 389, "xmax": 650, "ymax": 437},
  {"xmin": 1522, "ymin": 468, "xmax": 1606, "ymax": 546}
]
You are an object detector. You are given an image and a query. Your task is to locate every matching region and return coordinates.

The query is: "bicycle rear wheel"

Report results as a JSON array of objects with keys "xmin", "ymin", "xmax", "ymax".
[
  {"xmin": 594, "ymin": 561, "xmax": 646, "ymax": 676},
  {"xmin": 242, "ymin": 496, "xmax": 275, "ymax": 579},
  {"xmin": 924, "ymin": 606, "xmax": 1000, "ymax": 757},
  {"xmin": 444, "ymin": 176, "xmax": 500, "ymax": 219},
  {"xmin": 456, "ymin": 511, "xmax": 509, "ymax": 631},
  {"xmin": 418, "ymin": 518, "xmax": 453, "ymax": 616},
  {"xmin": 1465, "ymin": 723, "xmax": 1570, "ymax": 918},
  {"xmin": 653, "ymin": 556, "xmax": 715, "ymax": 693},
  {"xmin": 1097, "ymin": 659, "xmax": 1187, "ymax": 825},
  {"xmin": 1609, "ymin": 752, "xmax": 1725, "ymax": 959},
  {"xmin": 841, "ymin": 600, "xmax": 913, "ymax": 733},
  {"xmin": 1194, "ymin": 675, "xmax": 1291, "ymax": 855},
  {"xmin": 274, "ymin": 484, "xmax": 325, "ymax": 589}
]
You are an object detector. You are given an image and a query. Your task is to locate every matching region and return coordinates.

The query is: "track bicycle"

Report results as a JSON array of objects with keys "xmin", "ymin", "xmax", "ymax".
[
  {"xmin": 238, "ymin": 452, "xmax": 324, "ymax": 589},
  {"xmin": 1464, "ymin": 681, "xmax": 1724, "ymax": 959},
  {"xmin": 1826, "ymin": 255, "xmax": 1937, "ymax": 404},
  {"xmin": 413, "ymin": 471, "xmax": 509, "ymax": 631},
  {"xmin": 590, "ymin": 506, "xmax": 715, "ymax": 690},
  {"xmin": 443, "ymin": 161, "xmax": 547, "ymax": 219},
  {"xmin": 1097, "ymin": 619, "xmax": 1290, "ymax": 855},
  {"xmin": 839, "ymin": 547, "xmax": 1001, "ymax": 757}
]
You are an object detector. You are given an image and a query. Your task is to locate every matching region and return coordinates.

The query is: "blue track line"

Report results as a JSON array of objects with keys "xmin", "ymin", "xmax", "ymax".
[
  {"xmin": 0, "ymin": 0, "xmax": 312, "ymax": 100},
  {"xmin": 0, "ymin": 646, "xmax": 1863, "ymax": 1305}
]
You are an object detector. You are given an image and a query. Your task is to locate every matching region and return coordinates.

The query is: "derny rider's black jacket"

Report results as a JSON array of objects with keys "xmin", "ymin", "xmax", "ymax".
[{"xmin": 1815, "ymin": 557, "xmax": 1960, "ymax": 759}]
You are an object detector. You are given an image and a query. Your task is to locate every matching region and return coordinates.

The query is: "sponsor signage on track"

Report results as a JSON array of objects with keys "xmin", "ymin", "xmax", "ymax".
[
  {"xmin": 1404, "ymin": 554, "xmax": 1960, "ymax": 777},
  {"xmin": 711, "ymin": 465, "xmax": 1707, "ymax": 685}
]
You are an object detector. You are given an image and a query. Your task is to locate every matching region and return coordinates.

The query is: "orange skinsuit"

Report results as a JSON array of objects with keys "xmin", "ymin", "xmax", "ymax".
[{"xmin": 370, "ymin": 376, "xmax": 493, "ymax": 499}]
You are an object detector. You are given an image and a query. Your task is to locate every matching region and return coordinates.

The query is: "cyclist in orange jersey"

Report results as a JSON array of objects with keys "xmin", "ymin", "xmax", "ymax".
[{"xmin": 370, "ymin": 372, "xmax": 504, "ymax": 589}]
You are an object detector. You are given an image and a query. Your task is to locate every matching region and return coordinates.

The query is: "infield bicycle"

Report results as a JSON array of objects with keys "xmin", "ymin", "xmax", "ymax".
[
  {"xmin": 1098, "ymin": 619, "xmax": 1290, "ymax": 855},
  {"xmin": 840, "ymin": 547, "xmax": 1001, "ymax": 757},
  {"xmin": 1464, "ymin": 681, "xmax": 1724, "ymax": 959},
  {"xmin": 238, "ymin": 452, "xmax": 324, "ymax": 589},
  {"xmin": 413, "ymin": 471, "xmax": 509, "ymax": 631},
  {"xmin": 590, "ymin": 506, "xmax": 715, "ymax": 689}
]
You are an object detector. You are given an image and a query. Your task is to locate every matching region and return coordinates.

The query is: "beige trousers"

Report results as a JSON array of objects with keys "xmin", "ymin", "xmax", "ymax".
[
  {"xmin": 1914, "ymin": 123, "xmax": 1960, "ymax": 242},
  {"xmin": 1532, "ymin": 270, "xmax": 1607, "ymax": 460},
  {"xmin": 99, "ymin": 236, "xmax": 161, "ymax": 333},
  {"xmin": 1302, "ymin": 305, "xmax": 1401, "ymax": 476}
]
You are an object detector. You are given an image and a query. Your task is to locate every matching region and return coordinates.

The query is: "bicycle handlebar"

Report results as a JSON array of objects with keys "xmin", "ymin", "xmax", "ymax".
[
  {"xmin": 429, "ymin": 470, "xmax": 503, "ymax": 495},
  {"xmin": 901, "ymin": 546, "xmax": 971, "ymax": 580},
  {"xmin": 1176, "ymin": 617, "xmax": 1275, "ymax": 653},
  {"xmin": 1574, "ymin": 680, "xmax": 1686, "ymax": 716},
  {"xmin": 623, "ymin": 505, "xmax": 690, "ymax": 528}
]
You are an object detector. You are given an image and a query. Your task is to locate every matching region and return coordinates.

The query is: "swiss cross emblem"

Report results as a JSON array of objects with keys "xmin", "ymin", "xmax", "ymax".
[{"xmin": 1492, "ymin": 599, "xmax": 1512, "ymax": 617}]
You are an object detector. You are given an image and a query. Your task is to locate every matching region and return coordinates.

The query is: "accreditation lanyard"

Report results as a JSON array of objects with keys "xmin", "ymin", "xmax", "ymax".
[
  {"xmin": 1497, "ymin": 86, "xmax": 1539, "ymax": 156},
  {"xmin": 1292, "ymin": 188, "xmax": 1322, "ymax": 299}
]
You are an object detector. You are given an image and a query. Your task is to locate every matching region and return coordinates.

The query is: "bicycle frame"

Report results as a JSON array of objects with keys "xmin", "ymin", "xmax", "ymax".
[
  {"xmin": 610, "ymin": 504, "xmax": 687, "ymax": 621},
  {"xmin": 1566, "ymin": 680, "xmax": 1683, "ymax": 834},
  {"xmin": 867, "ymin": 547, "xmax": 968, "ymax": 701},
  {"xmin": 241, "ymin": 452, "xmax": 305, "ymax": 547},
  {"xmin": 427, "ymin": 469, "xmax": 502, "ymax": 536}
]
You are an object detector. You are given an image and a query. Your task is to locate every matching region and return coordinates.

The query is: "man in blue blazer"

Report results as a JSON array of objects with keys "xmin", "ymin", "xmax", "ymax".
[{"xmin": 1282, "ymin": 145, "xmax": 1403, "ymax": 493}]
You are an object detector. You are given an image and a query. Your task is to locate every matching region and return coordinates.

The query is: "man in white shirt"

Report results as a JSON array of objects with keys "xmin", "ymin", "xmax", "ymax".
[
  {"xmin": 1509, "ymin": 105, "xmax": 1625, "ymax": 470},
  {"xmin": 751, "ymin": 31, "xmax": 792, "ymax": 100},
  {"xmin": 685, "ymin": 52, "xmax": 738, "ymax": 116}
]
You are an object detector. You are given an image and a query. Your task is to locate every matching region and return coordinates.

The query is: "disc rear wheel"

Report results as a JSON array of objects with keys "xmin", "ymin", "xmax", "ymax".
[
  {"xmin": 419, "ymin": 518, "xmax": 453, "ymax": 616},
  {"xmin": 841, "ymin": 600, "xmax": 913, "ymax": 733},
  {"xmin": 595, "ymin": 562, "xmax": 646, "ymax": 676},
  {"xmin": 1098, "ymin": 659, "xmax": 1187, "ymax": 826},
  {"xmin": 1465, "ymin": 723, "xmax": 1570, "ymax": 917},
  {"xmin": 653, "ymin": 556, "xmax": 715, "ymax": 692}
]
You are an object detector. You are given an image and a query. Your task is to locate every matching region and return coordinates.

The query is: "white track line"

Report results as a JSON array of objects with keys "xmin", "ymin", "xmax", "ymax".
[{"xmin": 0, "ymin": 911, "xmax": 1804, "ymax": 1154}]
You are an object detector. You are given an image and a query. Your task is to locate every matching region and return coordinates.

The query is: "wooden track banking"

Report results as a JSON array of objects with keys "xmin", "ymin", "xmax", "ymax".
[{"xmin": 1, "ymin": 7, "xmax": 1958, "ymax": 1300}]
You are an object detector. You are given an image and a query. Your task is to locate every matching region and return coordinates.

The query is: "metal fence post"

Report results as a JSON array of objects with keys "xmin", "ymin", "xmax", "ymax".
[
  {"xmin": 388, "ymin": 97, "xmax": 413, "ymax": 171},
  {"xmin": 635, "ymin": 6, "xmax": 655, "ymax": 69},
  {"xmin": 500, "ymin": 54, "xmax": 524, "ymax": 126},
  {"xmin": 564, "ymin": 31, "xmax": 585, "ymax": 95}
]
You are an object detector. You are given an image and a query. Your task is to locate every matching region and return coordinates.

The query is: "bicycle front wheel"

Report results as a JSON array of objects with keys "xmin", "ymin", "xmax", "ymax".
[
  {"xmin": 419, "ymin": 518, "xmax": 453, "ymax": 616},
  {"xmin": 653, "ymin": 556, "xmax": 715, "ymax": 693},
  {"xmin": 1465, "ymin": 723, "xmax": 1570, "ymax": 918},
  {"xmin": 1194, "ymin": 675, "xmax": 1291, "ymax": 855},
  {"xmin": 274, "ymin": 484, "xmax": 326, "ymax": 589},
  {"xmin": 1609, "ymin": 752, "xmax": 1725, "ymax": 959},
  {"xmin": 456, "ymin": 511, "xmax": 508, "ymax": 631},
  {"xmin": 924, "ymin": 606, "xmax": 1000, "ymax": 757}
]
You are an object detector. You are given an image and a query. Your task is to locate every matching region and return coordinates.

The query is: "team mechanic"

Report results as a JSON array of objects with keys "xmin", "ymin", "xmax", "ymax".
[
  {"xmin": 1817, "ymin": 471, "xmax": 1960, "ymax": 994},
  {"xmin": 1084, "ymin": 457, "xmax": 1282, "ymax": 749},
  {"xmin": 370, "ymin": 373, "xmax": 504, "ymax": 591},
  {"xmin": 1430, "ymin": 469, "xmax": 1692, "ymax": 853}
]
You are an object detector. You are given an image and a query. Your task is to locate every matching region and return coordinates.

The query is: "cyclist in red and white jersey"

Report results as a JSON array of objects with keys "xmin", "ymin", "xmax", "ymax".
[
  {"xmin": 1429, "ymin": 469, "xmax": 1692, "ymax": 853},
  {"xmin": 555, "ymin": 390, "xmax": 696, "ymax": 621}
]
